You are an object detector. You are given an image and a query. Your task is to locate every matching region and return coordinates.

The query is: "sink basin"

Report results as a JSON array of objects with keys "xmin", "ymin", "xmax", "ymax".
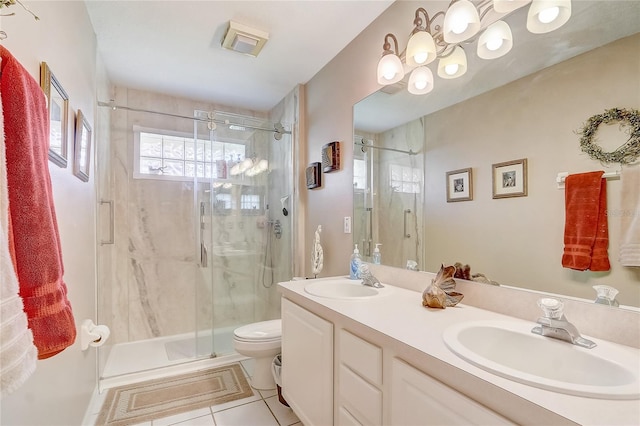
[
  {"xmin": 304, "ymin": 279, "xmax": 382, "ymax": 299},
  {"xmin": 443, "ymin": 320, "xmax": 640, "ymax": 399}
]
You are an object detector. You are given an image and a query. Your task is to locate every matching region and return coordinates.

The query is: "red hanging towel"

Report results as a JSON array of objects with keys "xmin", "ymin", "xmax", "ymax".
[
  {"xmin": 561, "ymin": 171, "xmax": 610, "ymax": 271},
  {"xmin": 0, "ymin": 46, "xmax": 76, "ymax": 359}
]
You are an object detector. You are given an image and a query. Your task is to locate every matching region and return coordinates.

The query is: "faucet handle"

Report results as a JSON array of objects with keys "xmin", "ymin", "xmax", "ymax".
[{"xmin": 537, "ymin": 297, "xmax": 564, "ymax": 319}]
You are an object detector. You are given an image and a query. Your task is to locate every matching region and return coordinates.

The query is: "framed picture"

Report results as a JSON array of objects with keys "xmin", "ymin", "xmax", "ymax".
[
  {"xmin": 322, "ymin": 141, "xmax": 340, "ymax": 173},
  {"xmin": 492, "ymin": 158, "xmax": 528, "ymax": 199},
  {"xmin": 73, "ymin": 110, "xmax": 92, "ymax": 182},
  {"xmin": 306, "ymin": 162, "xmax": 322, "ymax": 189},
  {"xmin": 446, "ymin": 168, "xmax": 473, "ymax": 202},
  {"xmin": 40, "ymin": 62, "xmax": 69, "ymax": 168}
]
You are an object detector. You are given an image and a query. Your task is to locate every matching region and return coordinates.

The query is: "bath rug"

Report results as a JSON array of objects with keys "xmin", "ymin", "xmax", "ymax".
[{"xmin": 96, "ymin": 363, "xmax": 253, "ymax": 425}]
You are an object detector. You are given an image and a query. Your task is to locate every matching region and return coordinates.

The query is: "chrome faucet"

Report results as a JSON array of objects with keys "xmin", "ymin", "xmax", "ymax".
[
  {"xmin": 531, "ymin": 298, "xmax": 596, "ymax": 349},
  {"xmin": 359, "ymin": 263, "xmax": 384, "ymax": 288}
]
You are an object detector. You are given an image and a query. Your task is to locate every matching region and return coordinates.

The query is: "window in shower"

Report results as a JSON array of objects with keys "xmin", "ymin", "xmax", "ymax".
[
  {"xmin": 133, "ymin": 125, "xmax": 245, "ymax": 180},
  {"xmin": 390, "ymin": 164, "xmax": 421, "ymax": 194}
]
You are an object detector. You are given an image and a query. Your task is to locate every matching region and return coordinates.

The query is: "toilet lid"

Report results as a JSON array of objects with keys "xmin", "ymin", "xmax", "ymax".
[{"xmin": 234, "ymin": 319, "xmax": 282, "ymax": 342}]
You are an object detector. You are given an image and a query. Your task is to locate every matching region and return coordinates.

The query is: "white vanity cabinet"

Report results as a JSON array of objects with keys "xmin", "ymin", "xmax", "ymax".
[
  {"xmin": 337, "ymin": 329, "xmax": 383, "ymax": 425},
  {"xmin": 281, "ymin": 296, "xmax": 516, "ymax": 426},
  {"xmin": 281, "ymin": 298, "xmax": 334, "ymax": 426},
  {"xmin": 390, "ymin": 358, "xmax": 514, "ymax": 425}
]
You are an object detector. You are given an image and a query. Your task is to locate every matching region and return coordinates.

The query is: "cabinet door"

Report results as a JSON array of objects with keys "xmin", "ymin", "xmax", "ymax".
[
  {"xmin": 281, "ymin": 298, "xmax": 334, "ymax": 426},
  {"xmin": 390, "ymin": 358, "xmax": 514, "ymax": 426}
]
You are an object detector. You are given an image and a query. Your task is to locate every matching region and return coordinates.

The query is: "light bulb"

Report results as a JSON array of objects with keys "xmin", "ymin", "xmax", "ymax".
[
  {"xmin": 414, "ymin": 80, "xmax": 427, "ymax": 90},
  {"xmin": 383, "ymin": 65, "xmax": 397, "ymax": 80},
  {"xmin": 451, "ymin": 20, "xmax": 469, "ymax": 35},
  {"xmin": 486, "ymin": 38, "xmax": 503, "ymax": 51},
  {"xmin": 413, "ymin": 52, "xmax": 428, "ymax": 64},
  {"xmin": 445, "ymin": 63, "xmax": 459, "ymax": 75},
  {"xmin": 538, "ymin": 6, "xmax": 559, "ymax": 23}
]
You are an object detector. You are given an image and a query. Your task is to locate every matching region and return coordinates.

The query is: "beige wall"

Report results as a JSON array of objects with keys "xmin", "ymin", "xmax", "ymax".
[
  {"xmin": 0, "ymin": 1, "xmax": 104, "ymax": 425},
  {"xmin": 305, "ymin": 1, "xmax": 411, "ymax": 277}
]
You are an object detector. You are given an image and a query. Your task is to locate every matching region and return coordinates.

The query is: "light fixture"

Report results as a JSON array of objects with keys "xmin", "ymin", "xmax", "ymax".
[
  {"xmin": 477, "ymin": 20, "xmax": 513, "ymax": 59},
  {"xmin": 443, "ymin": 0, "xmax": 481, "ymax": 44},
  {"xmin": 376, "ymin": 0, "xmax": 572, "ymax": 95},
  {"xmin": 437, "ymin": 46, "xmax": 467, "ymax": 79},
  {"xmin": 406, "ymin": 8, "xmax": 437, "ymax": 67},
  {"xmin": 376, "ymin": 33, "xmax": 405, "ymax": 85},
  {"xmin": 527, "ymin": 0, "xmax": 572, "ymax": 34},
  {"xmin": 408, "ymin": 66, "xmax": 434, "ymax": 94}
]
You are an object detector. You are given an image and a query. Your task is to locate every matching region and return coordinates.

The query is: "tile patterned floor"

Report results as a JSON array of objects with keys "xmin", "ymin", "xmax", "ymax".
[{"xmin": 86, "ymin": 359, "xmax": 300, "ymax": 426}]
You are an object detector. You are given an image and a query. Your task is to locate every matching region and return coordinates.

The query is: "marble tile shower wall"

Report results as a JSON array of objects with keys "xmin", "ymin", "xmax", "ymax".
[
  {"xmin": 99, "ymin": 87, "xmax": 294, "ymax": 345},
  {"xmin": 377, "ymin": 117, "xmax": 425, "ymax": 269}
]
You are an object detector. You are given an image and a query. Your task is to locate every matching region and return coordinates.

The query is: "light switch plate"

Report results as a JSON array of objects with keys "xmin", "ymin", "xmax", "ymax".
[{"xmin": 344, "ymin": 216, "xmax": 352, "ymax": 234}]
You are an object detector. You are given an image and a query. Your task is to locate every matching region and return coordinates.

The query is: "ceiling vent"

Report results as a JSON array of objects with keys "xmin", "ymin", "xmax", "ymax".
[{"xmin": 222, "ymin": 21, "xmax": 269, "ymax": 57}]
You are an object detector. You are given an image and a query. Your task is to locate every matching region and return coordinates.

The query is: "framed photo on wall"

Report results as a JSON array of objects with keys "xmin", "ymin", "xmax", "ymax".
[
  {"xmin": 446, "ymin": 168, "xmax": 473, "ymax": 202},
  {"xmin": 73, "ymin": 109, "xmax": 92, "ymax": 182},
  {"xmin": 492, "ymin": 158, "xmax": 528, "ymax": 199},
  {"xmin": 322, "ymin": 141, "xmax": 340, "ymax": 173},
  {"xmin": 306, "ymin": 162, "xmax": 322, "ymax": 189},
  {"xmin": 40, "ymin": 62, "xmax": 69, "ymax": 168}
]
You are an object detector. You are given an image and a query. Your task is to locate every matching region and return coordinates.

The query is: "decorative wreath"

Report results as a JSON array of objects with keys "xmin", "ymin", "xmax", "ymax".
[{"xmin": 577, "ymin": 108, "xmax": 640, "ymax": 165}]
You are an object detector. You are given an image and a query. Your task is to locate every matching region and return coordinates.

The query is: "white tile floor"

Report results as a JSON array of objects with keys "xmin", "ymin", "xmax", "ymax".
[{"xmin": 86, "ymin": 359, "xmax": 301, "ymax": 426}]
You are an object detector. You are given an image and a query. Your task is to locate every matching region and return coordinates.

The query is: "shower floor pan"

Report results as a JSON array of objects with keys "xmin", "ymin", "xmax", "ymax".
[{"xmin": 100, "ymin": 326, "xmax": 239, "ymax": 391}]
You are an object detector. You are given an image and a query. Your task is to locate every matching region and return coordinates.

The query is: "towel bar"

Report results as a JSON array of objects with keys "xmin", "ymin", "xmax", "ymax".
[{"xmin": 556, "ymin": 171, "xmax": 621, "ymax": 189}]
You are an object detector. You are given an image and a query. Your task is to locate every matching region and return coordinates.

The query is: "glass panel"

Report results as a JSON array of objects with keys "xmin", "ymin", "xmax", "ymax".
[
  {"xmin": 140, "ymin": 157, "xmax": 163, "ymax": 175},
  {"xmin": 163, "ymin": 159, "xmax": 184, "ymax": 176},
  {"xmin": 163, "ymin": 136, "xmax": 185, "ymax": 160},
  {"xmin": 185, "ymin": 139, "xmax": 196, "ymax": 161},
  {"xmin": 140, "ymin": 133, "xmax": 163, "ymax": 157}
]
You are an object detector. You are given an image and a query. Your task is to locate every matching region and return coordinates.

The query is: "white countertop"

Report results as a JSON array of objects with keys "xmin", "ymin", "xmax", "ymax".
[{"xmin": 278, "ymin": 277, "xmax": 640, "ymax": 426}]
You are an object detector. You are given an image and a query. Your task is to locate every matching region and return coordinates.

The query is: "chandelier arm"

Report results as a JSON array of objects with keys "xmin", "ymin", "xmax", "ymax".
[
  {"xmin": 426, "ymin": 10, "xmax": 446, "ymax": 34},
  {"xmin": 383, "ymin": 33, "xmax": 400, "ymax": 54}
]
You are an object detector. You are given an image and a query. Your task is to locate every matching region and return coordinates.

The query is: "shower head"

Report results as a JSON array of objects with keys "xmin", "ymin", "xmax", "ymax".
[{"xmin": 280, "ymin": 195, "xmax": 289, "ymax": 216}]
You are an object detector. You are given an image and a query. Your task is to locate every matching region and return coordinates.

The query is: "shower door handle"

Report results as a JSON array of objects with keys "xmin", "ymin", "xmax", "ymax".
[
  {"xmin": 200, "ymin": 242, "xmax": 208, "ymax": 268},
  {"xmin": 100, "ymin": 200, "xmax": 115, "ymax": 245},
  {"xmin": 404, "ymin": 209, "xmax": 411, "ymax": 239}
]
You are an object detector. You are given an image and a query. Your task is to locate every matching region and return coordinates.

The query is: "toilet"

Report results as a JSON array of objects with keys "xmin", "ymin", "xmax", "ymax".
[{"xmin": 233, "ymin": 319, "xmax": 282, "ymax": 390}]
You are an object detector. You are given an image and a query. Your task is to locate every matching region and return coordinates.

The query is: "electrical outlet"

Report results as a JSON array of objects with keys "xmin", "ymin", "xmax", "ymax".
[{"xmin": 344, "ymin": 216, "xmax": 352, "ymax": 234}]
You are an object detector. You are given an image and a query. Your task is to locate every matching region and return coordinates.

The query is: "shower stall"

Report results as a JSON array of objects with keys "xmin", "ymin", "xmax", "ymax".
[
  {"xmin": 353, "ymin": 117, "xmax": 425, "ymax": 269},
  {"xmin": 96, "ymin": 98, "xmax": 294, "ymax": 391}
]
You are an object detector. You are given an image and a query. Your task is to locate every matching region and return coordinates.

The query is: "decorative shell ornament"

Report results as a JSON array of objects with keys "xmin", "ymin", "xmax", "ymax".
[
  {"xmin": 311, "ymin": 225, "xmax": 323, "ymax": 277},
  {"xmin": 422, "ymin": 264, "xmax": 464, "ymax": 309}
]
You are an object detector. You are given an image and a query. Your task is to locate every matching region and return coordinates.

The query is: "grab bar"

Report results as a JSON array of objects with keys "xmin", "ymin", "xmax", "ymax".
[
  {"xmin": 100, "ymin": 200, "xmax": 114, "ymax": 245},
  {"xmin": 365, "ymin": 208, "xmax": 373, "ymax": 256},
  {"xmin": 404, "ymin": 209, "xmax": 411, "ymax": 238}
]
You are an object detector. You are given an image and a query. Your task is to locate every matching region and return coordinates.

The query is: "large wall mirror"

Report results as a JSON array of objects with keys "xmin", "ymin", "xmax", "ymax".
[{"xmin": 353, "ymin": 1, "xmax": 640, "ymax": 307}]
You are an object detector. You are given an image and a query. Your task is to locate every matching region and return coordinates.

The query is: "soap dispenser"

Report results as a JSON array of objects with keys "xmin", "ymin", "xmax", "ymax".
[
  {"xmin": 372, "ymin": 243, "xmax": 382, "ymax": 265},
  {"xmin": 349, "ymin": 244, "xmax": 362, "ymax": 280}
]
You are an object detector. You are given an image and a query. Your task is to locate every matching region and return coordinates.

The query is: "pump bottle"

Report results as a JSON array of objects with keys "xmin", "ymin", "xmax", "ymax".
[
  {"xmin": 349, "ymin": 244, "xmax": 362, "ymax": 279},
  {"xmin": 372, "ymin": 243, "xmax": 382, "ymax": 265}
]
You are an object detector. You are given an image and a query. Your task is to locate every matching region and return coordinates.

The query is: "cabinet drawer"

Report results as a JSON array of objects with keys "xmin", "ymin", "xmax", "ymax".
[
  {"xmin": 390, "ymin": 358, "xmax": 514, "ymax": 425},
  {"xmin": 339, "ymin": 365, "xmax": 382, "ymax": 426},
  {"xmin": 339, "ymin": 329, "xmax": 382, "ymax": 386}
]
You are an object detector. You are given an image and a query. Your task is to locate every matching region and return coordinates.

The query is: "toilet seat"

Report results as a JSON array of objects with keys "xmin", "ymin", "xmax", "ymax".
[{"xmin": 233, "ymin": 319, "xmax": 281, "ymax": 342}]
